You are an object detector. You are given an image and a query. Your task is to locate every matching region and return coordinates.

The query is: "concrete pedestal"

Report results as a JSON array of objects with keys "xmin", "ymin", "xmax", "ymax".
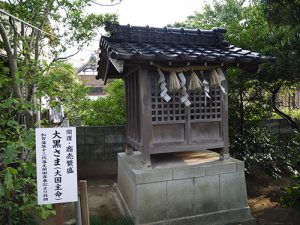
[{"xmin": 114, "ymin": 151, "xmax": 255, "ymax": 225}]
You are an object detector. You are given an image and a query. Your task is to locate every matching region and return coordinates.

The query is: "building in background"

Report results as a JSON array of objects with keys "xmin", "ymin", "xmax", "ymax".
[
  {"xmin": 277, "ymin": 87, "xmax": 300, "ymax": 109},
  {"xmin": 77, "ymin": 54, "xmax": 105, "ymax": 100}
]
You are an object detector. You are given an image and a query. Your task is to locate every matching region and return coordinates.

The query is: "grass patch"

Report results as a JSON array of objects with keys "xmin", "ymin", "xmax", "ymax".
[{"xmin": 90, "ymin": 216, "xmax": 133, "ymax": 225}]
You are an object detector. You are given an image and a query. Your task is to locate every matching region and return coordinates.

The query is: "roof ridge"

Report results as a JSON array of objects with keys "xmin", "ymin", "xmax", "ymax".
[
  {"xmin": 104, "ymin": 24, "xmax": 228, "ymax": 47},
  {"xmin": 105, "ymin": 24, "xmax": 227, "ymax": 34},
  {"xmin": 97, "ymin": 25, "xmax": 274, "ymax": 81}
]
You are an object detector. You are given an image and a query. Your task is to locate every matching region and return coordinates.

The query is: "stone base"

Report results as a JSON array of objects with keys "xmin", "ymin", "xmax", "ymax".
[{"xmin": 115, "ymin": 151, "xmax": 255, "ymax": 225}]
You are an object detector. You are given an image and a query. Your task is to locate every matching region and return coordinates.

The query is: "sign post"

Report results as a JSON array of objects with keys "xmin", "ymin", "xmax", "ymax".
[
  {"xmin": 35, "ymin": 127, "xmax": 78, "ymax": 224},
  {"xmin": 55, "ymin": 204, "xmax": 64, "ymax": 225},
  {"xmin": 79, "ymin": 180, "xmax": 90, "ymax": 225}
]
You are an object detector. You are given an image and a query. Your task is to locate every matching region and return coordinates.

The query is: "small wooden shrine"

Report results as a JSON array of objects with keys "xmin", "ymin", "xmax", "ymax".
[{"xmin": 97, "ymin": 25, "xmax": 271, "ymax": 163}]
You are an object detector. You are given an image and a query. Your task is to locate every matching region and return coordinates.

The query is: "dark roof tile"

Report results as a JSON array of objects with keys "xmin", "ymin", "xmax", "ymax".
[{"xmin": 97, "ymin": 25, "xmax": 274, "ymax": 80}]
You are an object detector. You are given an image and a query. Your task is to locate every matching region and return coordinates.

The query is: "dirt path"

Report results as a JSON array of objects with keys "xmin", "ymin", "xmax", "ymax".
[
  {"xmin": 42, "ymin": 177, "xmax": 122, "ymax": 225},
  {"xmin": 247, "ymin": 174, "xmax": 300, "ymax": 225},
  {"xmin": 87, "ymin": 177, "xmax": 121, "ymax": 220}
]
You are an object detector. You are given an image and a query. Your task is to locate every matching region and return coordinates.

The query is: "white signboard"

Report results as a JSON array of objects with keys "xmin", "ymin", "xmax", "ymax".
[{"xmin": 36, "ymin": 127, "xmax": 77, "ymax": 205}]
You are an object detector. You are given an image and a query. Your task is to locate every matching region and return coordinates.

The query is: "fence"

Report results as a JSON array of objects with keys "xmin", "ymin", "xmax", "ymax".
[
  {"xmin": 76, "ymin": 126, "xmax": 125, "ymax": 178},
  {"xmin": 261, "ymin": 118, "xmax": 294, "ymax": 135},
  {"xmin": 278, "ymin": 88, "xmax": 300, "ymax": 109},
  {"xmin": 76, "ymin": 120, "xmax": 295, "ymax": 178}
]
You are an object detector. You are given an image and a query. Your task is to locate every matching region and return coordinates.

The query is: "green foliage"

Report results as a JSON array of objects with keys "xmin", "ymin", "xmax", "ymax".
[
  {"xmin": 228, "ymin": 68, "xmax": 272, "ymax": 126},
  {"xmin": 263, "ymin": 0, "xmax": 300, "ymax": 26},
  {"xmin": 0, "ymin": 159, "xmax": 54, "ymax": 225},
  {"xmin": 230, "ymin": 125, "xmax": 299, "ymax": 178},
  {"xmin": 80, "ymin": 79, "xmax": 125, "ymax": 126},
  {"xmin": 0, "ymin": 66, "xmax": 54, "ymax": 224},
  {"xmin": 281, "ymin": 175, "xmax": 300, "ymax": 209},
  {"xmin": 0, "ymin": 0, "xmax": 119, "ymax": 223},
  {"xmin": 175, "ymin": 0, "xmax": 300, "ymax": 179},
  {"xmin": 36, "ymin": 61, "xmax": 90, "ymax": 124},
  {"xmin": 272, "ymin": 108, "xmax": 300, "ymax": 120},
  {"xmin": 90, "ymin": 216, "xmax": 133, "ymax": 225},
  {"xmin": 1, "ymin": 0, "xmax": 118, "ymax": 51},
  {"xmin": 0, "ymin": 45, "xmax": 90, "ymax": 225},
  {"xmin": 280, "ymin": 131, "xmax": 300, "ymax": 209},
  {"xmin": 0, "ymin": 101, "xmax": 54, "ymax": 225}
]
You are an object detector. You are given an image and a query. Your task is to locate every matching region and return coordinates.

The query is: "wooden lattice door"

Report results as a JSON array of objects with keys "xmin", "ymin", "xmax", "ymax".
[{"xmin": 149, "ymin": 71, "xmax": 224, "ymax": 154}]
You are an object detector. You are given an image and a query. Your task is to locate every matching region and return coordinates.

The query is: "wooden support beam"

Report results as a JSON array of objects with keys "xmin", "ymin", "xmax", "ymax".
[
  {"xmin": 139, "ymin": 67, "xmax": 152, "ymax": 165},
  {"xmin": 220, "ymin": 69, "xmax": 230, "ymax": 160},
  {"xmin": 109, "ymin": 57, "xmax": 124, "ymax": 73}
]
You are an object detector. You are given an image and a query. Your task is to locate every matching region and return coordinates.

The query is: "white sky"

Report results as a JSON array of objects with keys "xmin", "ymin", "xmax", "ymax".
[{"xmin": 69, "ymin": 0, "xmax": 208, "ymax": 67}]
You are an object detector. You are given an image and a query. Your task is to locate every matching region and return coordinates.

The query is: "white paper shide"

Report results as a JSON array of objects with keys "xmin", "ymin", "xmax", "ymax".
[{"xmin": 36, "ymin": 127, "xmax": 77, "ymax": 205}]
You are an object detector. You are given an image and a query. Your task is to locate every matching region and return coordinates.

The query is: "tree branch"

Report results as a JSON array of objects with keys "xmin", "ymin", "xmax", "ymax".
[
  {"xmin": 52, "ymin": 50, "xmax": 80, "ymax": 62},
  {"xmin": 12, "ymin": 21, "xmax": 17, "ymax": 56},
  {"xmin": 21, "ymin": 20, "xmax": 25, "ymax": 37},
  {"xmin": 0, "ymin": 20, "xmax": 34, "ymax": 127},
  {"xmin": 271, "ymin": 85, "xmax": 300, "ymax": 133},
  {"xmin": 0, "ymin": 22, "xmax": 13, "ymax": 58},
  {"xmin": 34, "ymin": 30, "xmax": 42, "ymax": 60},
  {"xmin": 91, "ymin": 0, "xmax": 123, "ymax": 7},
  {"xmin": 0, "ymin": 21, "xmax": 22, "ymax": 98}
]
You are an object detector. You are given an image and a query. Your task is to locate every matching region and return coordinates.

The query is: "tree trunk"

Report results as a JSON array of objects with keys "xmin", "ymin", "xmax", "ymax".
[
  {"xmin": 271, "ymin": 87, "xmax": 300, "ymax": 133},
  {"xmin": 0, "ymin": 21, "xmax": 35, "ymax": 128}
]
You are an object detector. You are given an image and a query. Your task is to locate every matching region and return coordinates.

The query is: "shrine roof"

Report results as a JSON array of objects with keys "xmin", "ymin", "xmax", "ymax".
[{"xmin": 97, "ymin": 24, "xmax": 273, "ymax": 81}]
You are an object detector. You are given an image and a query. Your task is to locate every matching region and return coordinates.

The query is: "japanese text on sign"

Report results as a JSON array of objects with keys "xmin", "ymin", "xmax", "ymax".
[{"xmin": 36, "ymin": 127, "xmax": 77, "ymax": 205}]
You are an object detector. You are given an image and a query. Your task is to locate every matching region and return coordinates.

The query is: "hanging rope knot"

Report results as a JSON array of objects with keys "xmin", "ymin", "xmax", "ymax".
[
  {"xmin": 178, "ymin": 72, "xmax": 191, "ymax": 107},
  {"xmin": 203, "ymin": 78, "xmax": 211, "ymax": 106},
  {"xmin": 188, "ymin": 71, "xmax": 203, "ymax": 91},
  {"xmin": 154, "ymin": 64, "xmax": 227, "ymax": 106},
  {"xmin": 157, "ymin": 69, "xmax": 171, "ymax": 102},
  {"xmin": 168, "ymin": 71, "xmax": 181, "ymax": 92}
]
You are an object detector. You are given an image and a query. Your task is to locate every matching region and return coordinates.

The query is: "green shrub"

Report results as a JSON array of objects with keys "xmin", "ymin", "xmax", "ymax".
[
  {"xmin": 281, "ymin": 175, "xmax": 300, "ymax": 209},
  {"xmin": 0, "ymin": 71, "xmax": 54, "ymax": 224},
  {"xmin": 272, "ymin": 108, "xmax": 300, "ymax": 120},
  {"xmin": 230, "ymin": 125, "xmax": 298, "ymax": 178},
  {"xmin": 90, "ymin": 216, "xmax": 133, "ymax": 225},
  {"xmin": 80, "ymin": 79, "xmax": 125, "ymax": 126},
  {"xmin": 0, "ymin": 139, "xmax": 54, "ymax": 225}
]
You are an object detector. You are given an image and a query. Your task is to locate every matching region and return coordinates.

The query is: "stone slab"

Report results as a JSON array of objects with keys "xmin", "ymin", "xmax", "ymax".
[
  {"xmin": 205, "ymin": 160, "xmax": 237, "ymax": 176},
  {"xmin": 136, "ymin": 182, "xmax": 167, "ymax": 224},
  {"xmin": 135, "ymin": 169, "xmax": 172, "ymax": 184},
  {"xmin": 172, "ymin": 165, "xmax": 205, "ymax": 179},
  {"xmin": 117, "ymin": 158, "xmax": 137, "ymax": 216},
  {"xmin": 167, "ymin": 178, "xmax": 194, "ymax": 219},
  {"xmin": 116, "ymin": 151, "xmax": 254, "ymax": 225},
  {"xmin": 237, "ymin": 160, "xmax": 245, "ymax": 172},
  {"xmin": 195, "ymin": 175, "xmax": 220, "ymax": 214},
  {"xmin": 220, "ymin": 172, "xmax": 248, "ymax": 210}
]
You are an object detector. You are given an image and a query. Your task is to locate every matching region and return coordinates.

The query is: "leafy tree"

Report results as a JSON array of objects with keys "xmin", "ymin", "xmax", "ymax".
[
  {"xmin": 175, "ymin": 0, "xmax": 300, "ymax": 175},
  {"xmin": 0, "ymin": 60, "xmax": 90, "ymax": 225},
  {"xmin": 263, "ymin": 0, "xmax": 300, "ymax": 207},
  {"xmin": 259, "ymin": 0, "xmax": 300, "ymax": 131},
  {"xmin": 0, "ymin": 1, "xmax": 118, "ymax": 224},
  {"xmin": 174, "ymin": 0, "xmax": 273, "ymax": 131},
  {"xmin": 0, "ymin": 62, "xmax": 53, "ymax": 224},
  {"xmin": 263, "ymin": 0, "xmax": 300, "ymax": 26},
  {"xmin": 0, "ymin": 0, "xmax": 117, "ymax": 128},
  {"xmin": 175, "ymin": 0, "xmax": 300, "ymax": 129},
  {"xmin": 36, "ymin": 61, "xmax": 90, "ymax": 126},
  {"xmin": 80, "ymin": 79, "xmax": 125, "ymax": 126}
]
